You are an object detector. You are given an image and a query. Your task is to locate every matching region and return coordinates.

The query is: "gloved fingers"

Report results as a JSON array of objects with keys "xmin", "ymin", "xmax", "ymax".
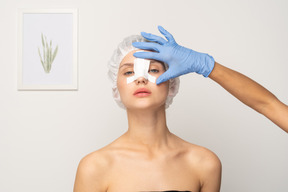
[
  {"xmin": 133, "ymin": 51, "xmax": 162, "ymax": 61},
  {"xmin": 156, "ymin": 69, "xmax": 177, "ymax": 85},
  {"xmin": 140, "ymin": 32, "xmax": 167, "ymax": 45},
  {"xmin": 132, "ymin": 42, "xmax": 162, "ymax": 52},
  {"xmin": 158, "ymin": 25, "xmax": 176, "ymax": 43}
]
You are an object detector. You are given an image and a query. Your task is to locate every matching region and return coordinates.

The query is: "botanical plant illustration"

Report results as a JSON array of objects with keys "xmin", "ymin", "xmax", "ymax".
[{"xmin": 38, "ymin": 33, "xmax": 58, "ymax": 73}]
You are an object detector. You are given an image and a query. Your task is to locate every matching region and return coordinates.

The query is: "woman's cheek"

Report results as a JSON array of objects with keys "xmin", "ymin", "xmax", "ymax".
[
  {"xmin": 117, "ymin": 78, "xmax": 125, "ymax": 92},
  {"xmin": 117, "ymin": 77, "xmax": 131, "ymax": 100},
  {"xmin": 159, "ymin": 81, "xmax": 169, "ymax": 96}
]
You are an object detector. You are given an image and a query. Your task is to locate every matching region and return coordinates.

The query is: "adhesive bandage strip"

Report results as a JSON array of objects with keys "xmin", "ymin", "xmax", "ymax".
[{"xmin": 126, "ymin": 58, "xmax": 156, "ymax": 84}]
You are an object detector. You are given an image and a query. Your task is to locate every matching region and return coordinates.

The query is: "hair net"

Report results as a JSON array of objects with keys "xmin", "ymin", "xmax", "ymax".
[{"xmin": 107, "ymin": 35, "xmax": 180, "ymax": 109}]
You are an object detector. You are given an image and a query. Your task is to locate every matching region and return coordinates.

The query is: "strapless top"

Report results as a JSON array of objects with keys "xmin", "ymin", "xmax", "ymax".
[
  {"xmin": 141, "ymin": 190, "xmax": 192, "ymax": 192},
  {"xmin": 163, "ymin": 191, "xmax": 190, "ymax": 192},
  {"xmin": 142, "ymin": 190, "xmax": 191, "ymax": 192}
]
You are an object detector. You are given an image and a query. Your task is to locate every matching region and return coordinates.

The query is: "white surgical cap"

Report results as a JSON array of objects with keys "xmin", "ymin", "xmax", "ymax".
[{"xmin": 107, "ymin": 35, "xmax": 180, "ymax": 109}]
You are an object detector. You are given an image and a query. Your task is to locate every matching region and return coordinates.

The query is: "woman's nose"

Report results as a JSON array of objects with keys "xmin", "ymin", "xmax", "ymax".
[{"xmin": 135, "ymin": 76, "xmax": 148, "ymax": 85}]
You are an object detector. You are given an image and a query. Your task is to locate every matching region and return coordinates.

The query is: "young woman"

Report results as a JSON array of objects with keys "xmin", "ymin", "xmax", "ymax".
[{"xmin": 73, "ymin": 34, "xmax": 222, "ymax": 192}]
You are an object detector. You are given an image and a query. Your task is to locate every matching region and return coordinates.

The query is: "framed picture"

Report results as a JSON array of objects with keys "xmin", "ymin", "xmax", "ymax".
[{"xmin": 17, "ymin": 9, "xmax": 78, "ymax": 90}]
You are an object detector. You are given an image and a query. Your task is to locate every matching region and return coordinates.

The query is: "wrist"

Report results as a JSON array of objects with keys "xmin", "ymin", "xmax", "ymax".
[
  {"xmin": 208, "ymin": 62, "xmax": 224, "ymax": 81},
  {"xmin": 202, "ymin": 54, "xmax": 215, "ymax": 77}
]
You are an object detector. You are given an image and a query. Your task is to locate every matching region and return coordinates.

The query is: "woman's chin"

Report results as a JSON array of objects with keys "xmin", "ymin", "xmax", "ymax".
[{"xmin": 125, "ymin": 101, "xmax": 165, "ymax": 111}]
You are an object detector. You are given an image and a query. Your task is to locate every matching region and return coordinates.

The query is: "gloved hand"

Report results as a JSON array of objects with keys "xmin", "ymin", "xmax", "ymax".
[{"xmin": 132, "ymin": 25, "xmax": 215, "ymax": 85}]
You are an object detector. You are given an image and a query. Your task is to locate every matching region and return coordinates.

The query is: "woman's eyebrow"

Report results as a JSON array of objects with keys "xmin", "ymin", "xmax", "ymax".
[
  {"xmin": 150, "ymin": 60, "xmax": 165, "ymax": 68},
  {"xmin": 119, "ymin": 63, "xmax": 134, "ymax": 69},
  {"xmin": 120, "ymin": 60, "xmax": 164, "ymax": 69},
  {"xmin": 150, "ymin": 60, "xmax": 159, "ymax": 64}
]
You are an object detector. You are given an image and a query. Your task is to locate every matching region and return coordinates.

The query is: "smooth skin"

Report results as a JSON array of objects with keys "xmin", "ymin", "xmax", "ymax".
[
  {"xmin": 209, "ymin": 62, "xmax": 288, "ymax": 133},
  {"xmin": 73, "ymin": 50, "xmax": 222, "ymax": 192}
]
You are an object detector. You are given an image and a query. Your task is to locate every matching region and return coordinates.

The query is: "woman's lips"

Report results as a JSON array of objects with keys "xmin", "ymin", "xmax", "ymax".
[{"xmin": 133, "ymin": 88, "xmax": 151, "ymax": 97}]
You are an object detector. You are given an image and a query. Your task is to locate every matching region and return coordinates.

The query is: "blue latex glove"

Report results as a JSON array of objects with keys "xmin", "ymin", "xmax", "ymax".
[{"xmin": 132, "ymin": 26, "xmax": 215, "ymax": 85}]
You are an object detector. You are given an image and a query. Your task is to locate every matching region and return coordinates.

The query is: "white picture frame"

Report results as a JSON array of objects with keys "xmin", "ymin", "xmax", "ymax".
[{"xmin": 17, "ymin": 9, "xmax": 78, "ymax": 90}]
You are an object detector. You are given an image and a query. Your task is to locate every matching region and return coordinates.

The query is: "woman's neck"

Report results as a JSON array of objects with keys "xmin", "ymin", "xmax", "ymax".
[{"xmin": 124, "ymin": 106, "xmax": 171, "ymax": 150}]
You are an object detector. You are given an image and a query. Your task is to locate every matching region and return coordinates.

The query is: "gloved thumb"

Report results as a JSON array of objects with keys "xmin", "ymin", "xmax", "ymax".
[{"xmin": 156, "ymin": 70, "xmax": 173, "ymax": 85}]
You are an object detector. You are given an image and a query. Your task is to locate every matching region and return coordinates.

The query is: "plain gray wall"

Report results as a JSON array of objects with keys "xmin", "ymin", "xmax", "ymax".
[{"xmin": 0, "ymin": 0, "xmax": 287, "ymax": 191}]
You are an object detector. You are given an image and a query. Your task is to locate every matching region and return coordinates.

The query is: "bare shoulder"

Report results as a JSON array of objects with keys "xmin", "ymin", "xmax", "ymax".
[
  {"xmin": 73, "ymin": 147, "xmax": 113, "ymax": 192},
  {"xmin": 183, "ymin": 142, "xmax": 222, "ymax": 192},
  {"xmin": 79, "ymin": 148, "xmax": 112, "ymax": 174},
  {"xmin": 187, "ymin": 143, "xmax": 221, "ymax": 168},
  {"xmin": 173, "ymin": 135, "xmax": 221, "ymax": 168},
  {"xmin": 182, "ymin": 142, "xmax": 222, "ymax": 177}
]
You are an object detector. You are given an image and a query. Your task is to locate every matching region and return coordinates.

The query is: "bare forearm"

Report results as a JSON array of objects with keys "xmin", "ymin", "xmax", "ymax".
[
  {"xmin": 209, "ymin": 62, "xmax": 288, "ymax": 133},
  {"xmin": 209, "ymin": 62, "xmax": 276, "ymax": 112}
]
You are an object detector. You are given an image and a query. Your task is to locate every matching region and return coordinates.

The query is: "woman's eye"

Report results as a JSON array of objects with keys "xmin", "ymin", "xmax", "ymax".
[
  {"xmin": 124, "ymin": 71, "xmax": 134, "ymax": 76},
  {"xmin": 149, "ymin": 69, "xmax": 159, "ymax": 73}
]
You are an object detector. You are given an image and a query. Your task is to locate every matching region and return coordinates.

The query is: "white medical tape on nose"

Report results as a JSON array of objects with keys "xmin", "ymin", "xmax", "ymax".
[{"xmin": 126, "ymin": 58, "xmax": 156, "ymax": 84}]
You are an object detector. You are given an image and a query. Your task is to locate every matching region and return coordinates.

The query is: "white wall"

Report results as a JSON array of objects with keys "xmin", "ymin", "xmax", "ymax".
[{"xmin": 1, "ymin": 0, "xmax": 287, "ymax": 191}]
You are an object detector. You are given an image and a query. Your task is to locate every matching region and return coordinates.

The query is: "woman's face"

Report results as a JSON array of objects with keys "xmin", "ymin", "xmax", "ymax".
[{"xmin": 117, "ymin": 50, "xmax": 169, "ymax": 110}]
